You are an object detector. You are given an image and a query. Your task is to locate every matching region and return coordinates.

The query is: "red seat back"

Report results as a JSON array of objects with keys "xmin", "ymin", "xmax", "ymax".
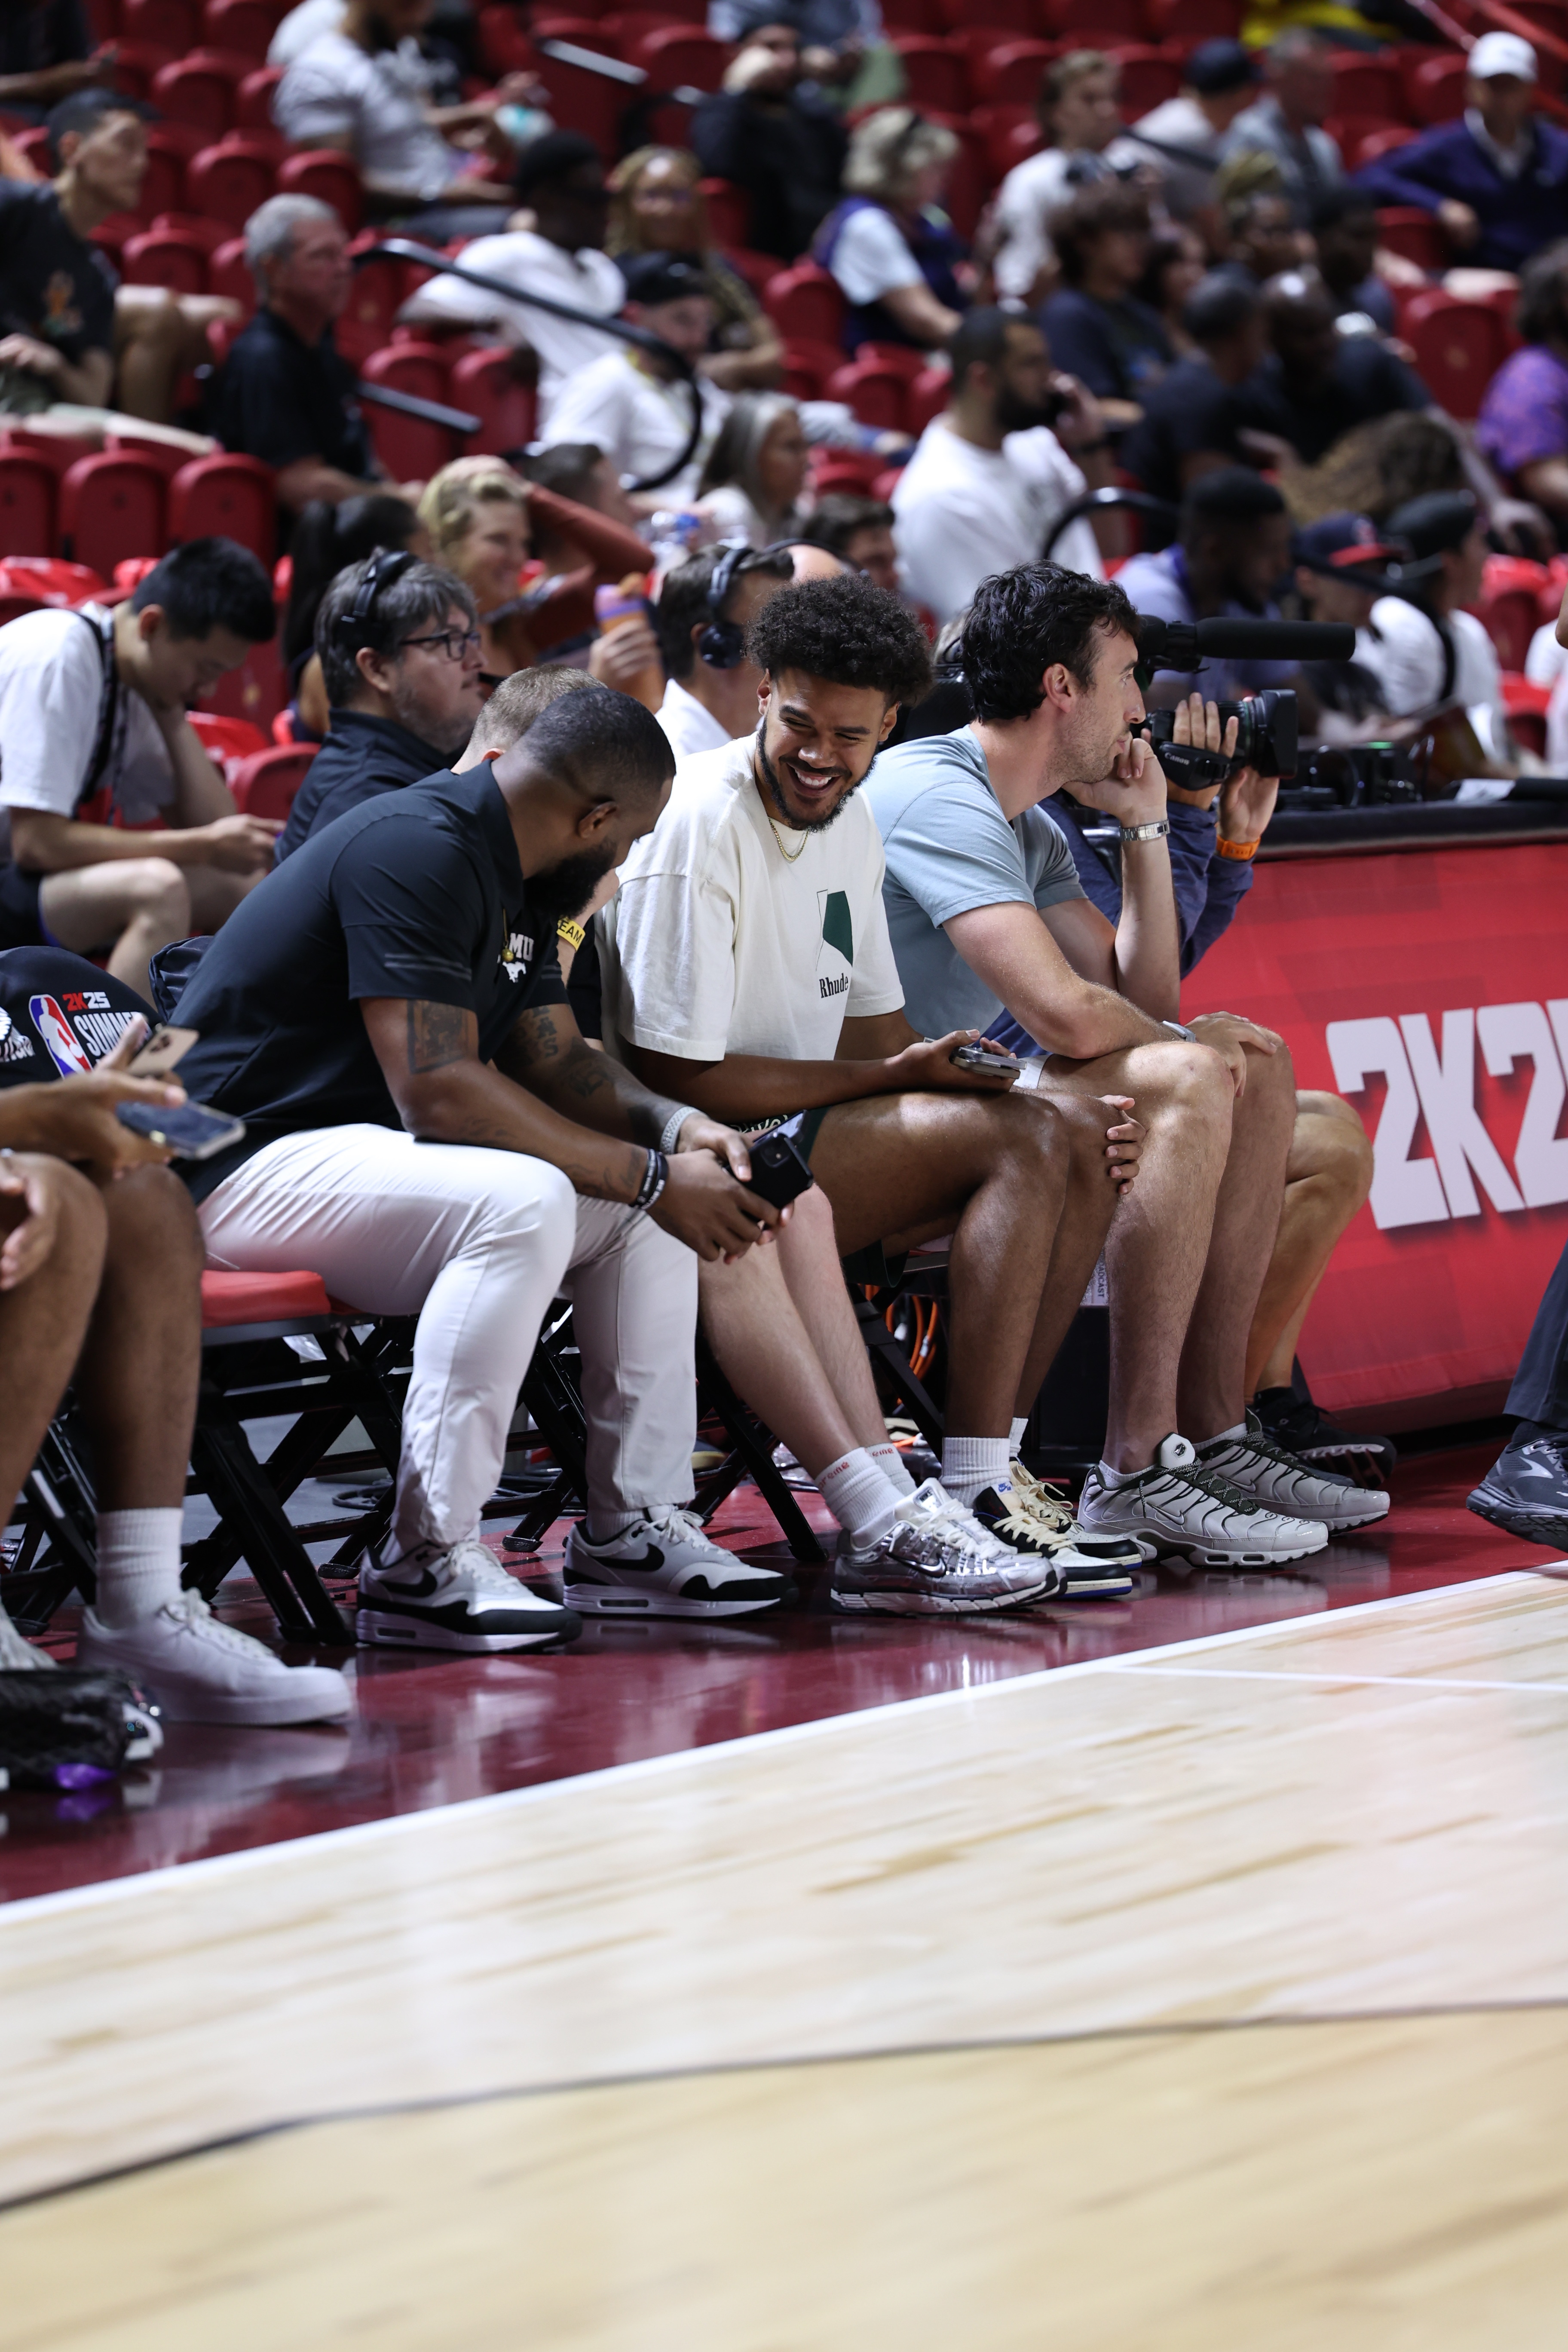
[
  {"xmin": 1048, "ymin": 0, "xmax": 1145, "ymax": 38},
  {"xmin": 187, "ymin": 137, "xmax": 279, "ymax": 231},
  {"xmin": 970, "ymin": 37, "xmax": 1056, "ymax": 105},
  {"xmin": 361, "ymin": 343, "xmax": 464, "ymax": 479},
  {"xmin": 890, "ymin": 34, "xmax": 968, "ymax": 108},
  {"xmin": 1144, "ymin": 0, "xmax": 1239, "ymax": 33},
  {"xmin": 236, "ymin": 63, "xmax": 285, "ymax": 129},
  {"xmin": 0, "ymin": 556, "xmax": 107, "ymax": 606},
  {"xmin": 1329, "ymin": 51, "xmax": 1406, "ymax": 120},
  {"xmin": 168, "ymin": 453, "xmax": 278, "ymax": 564},
  {"xmin": 450, "ymin": 346, "xmax": 538, "ymax": 456},
  {"xmin": 1403, "ymin": 291, "xmax": 1508, "ymax": 420},
  {"xmin": 763, "ymin": 262, "xmax": 845, "ymax": 347},
  {"xmin": 106, "ymin": 37, "xmax": 178, "ymax": 99},
  {"xmin": 58, "ymin": 454, "xmax": 169, "ymax": 575},
  {"xmin": 1353, "ymin": 122, "xmax": 1416, "ymax": 172},
  {"xmin": 119, "ymin": 224, "xmax": 211, "ymax": 294},
  {"xmin": 200, "ymin": 1268, "xmax": 333, "ymax": 1328},
  {"xmin": 629, "ymin": 26, "xmax": 731, "ymax": 89},
  {"xmin": 827, "ymin": 358, "xmax": 911, "ymax": 433},
  {"xmin": 230, "ymin": 744, "xmax": 316, "ymax": 821},
  {"xmin": 1375, "ymin": 204, "xmax": 1446, "ymax": 273},
  {"xmin": 209, "ymin": 235, "xmax": 256, "ymax": 312},
  {"xmin": 202, "ymin": 0, "xmax": 277, "ymax": 59},
  {"xmin": 151, "ymin": 50, "xmax": 251, "ymax": 135},
  {"xmin": 1112, "ymin": 46, "xmax": 1181, "ymax": 115},
  {"xmin": 277, "ymin": 148, "xmax": 364, "ymax": 232},
  {"xmin": 201, "ymin": 629, "xmax": 287, "ymax": 730},
  {"xmin": 123, "ymin": 0, "xmax": 197, "ymax": 44},
  {"xmin": 1409, "ymin": 53, "xmax": 1467, "ymax": 124},
  {"xmin": 0, "ymin": 458, "xmax": 58, "ymax": 560},
  {"xmin": 188, "ymin": 708, "xmax": 270, "ymax": 776},
  {"xmin": 940, "ymin": 0, "xmax": 1038, "ymax": 31},
  {"xmin": 908, "ymin": 364, "xmax": 951, "ymax": 433},
  {"xmin": 477, "ymin": 3, "xmax": 537, "ymax": 76},
  {"xmin": 699, "ymin": 175, "xmax": 751, "ymax": 250}
]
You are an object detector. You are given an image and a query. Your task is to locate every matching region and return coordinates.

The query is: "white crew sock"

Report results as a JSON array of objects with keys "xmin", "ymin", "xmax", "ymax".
[
  {"xmin": 1200, "ymin": 1422, "xmax": 1246, "ymax": 1447},
  {"xmin": 583, "ymin": 1510, "xmax": 644, "ymax": 1545},
  {"xmin": 94, "ymin": 1508, "xmax": 184, "ymax": 1628},
  {"xmin": 818, "ymin": 1449, "xmax": 900, "ymax": 1551},
  {"xmin": 868, "ymin": 1439, "xmax": 916, "ymax": 1497},
  {"xmin": 940, "ymin": 1436, "xmax": 1010, "ymax": 1507},
  {"xmin": 1009, "ymin": 1416, "xmax": 1029, "ymax": 1453}
]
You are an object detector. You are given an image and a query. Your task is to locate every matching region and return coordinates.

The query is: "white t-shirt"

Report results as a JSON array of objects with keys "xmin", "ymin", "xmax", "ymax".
[
  {"xmin": 274, "ymin": 31, "xmax": 461, "ymax": 204},
  {"xmin": 1355, "ymin": 599, "xmax": 1506, "ymax": 744},
  {"xmin": 541, "ymin": 350, "xmax": 730, "ymax": 505},
  {"xmin": 824, "ymin": 206, "xmax": 922, "ymax": 307},
  {"xmin": 409, "ymin": 233, "xmax": 625, "ymax": 427},
  {"xmin": 891, "ymin": 415, "xmax": 1102, "ymax": 625},
  {"xmin": 656, "ymin": 676, "xmax": 731, "ymax": 764},
  {"xmin": 267, "ymin": 0, "xmax": 344, "ymax": 65},
  {"xmin": 992, "ymin": 149, "xmax": 1097, "ymax": 303},
  {"xmin": 599, "ymin": 734, "xmax": 906, "ymax": 1066},
  {"xmin": 1107, "ymin": 96, "xmax": 1222, "ymax": 219},
  {"xmin": 0, "ymin": 606, "xmax": 173, "ymax": 861},
  {"xmin": 1525, "ymin": 619, "xmax": 1568, "ymax": 688}
]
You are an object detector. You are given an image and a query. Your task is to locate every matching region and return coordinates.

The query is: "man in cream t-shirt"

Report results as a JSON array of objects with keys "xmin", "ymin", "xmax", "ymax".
[{"xmin": 599, "ymin": 572, "xmax": 1141, "ymax": 1612}]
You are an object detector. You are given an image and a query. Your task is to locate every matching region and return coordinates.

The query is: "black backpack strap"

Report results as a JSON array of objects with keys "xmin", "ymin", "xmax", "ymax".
[
  {"xmin": 71, "ymin": 607, "xmax": 121, "ymax": 814},
  {"xmin": 1434, "ymin": 615, "xmax": 1458, "ymax": 704}
]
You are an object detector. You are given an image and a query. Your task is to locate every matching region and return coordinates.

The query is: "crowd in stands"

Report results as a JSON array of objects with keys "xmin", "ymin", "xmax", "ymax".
[{"xmin": 8, "ymin": 0, "xmax": 1568, "ymax": 1733}]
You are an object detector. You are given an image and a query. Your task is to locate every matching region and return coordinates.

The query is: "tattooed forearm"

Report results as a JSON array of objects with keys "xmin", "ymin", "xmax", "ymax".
[
  {"xmin": 506, "ymin": 1004, "xmax": 563, "ymax": 1066},
  {"xmin": 406, "ymin": 1001, "xmax": 473, "ymax": 1074}
]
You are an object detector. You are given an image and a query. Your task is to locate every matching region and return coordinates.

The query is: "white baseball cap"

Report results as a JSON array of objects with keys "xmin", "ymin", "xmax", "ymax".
[{"xmin": 1468, "ymin": 31, "xmax": 1537, "ymax": 81}]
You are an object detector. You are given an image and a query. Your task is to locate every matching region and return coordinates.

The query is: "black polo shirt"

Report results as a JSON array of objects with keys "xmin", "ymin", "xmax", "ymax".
[
  {"xmin": 276, "ymin": 710, "xmax": 448, "ymax": 861},
  {"xmin": 174, "ymin": 765, "xmax": 569, "ymax": 1204},
  {"xmin": 0, "ymin": 948, "xmax": 147, "ymax": 1087},
  {"xmin": 208, "ymin": 306, "xmax": 374, "ymax": 480},
  {"xmin": 0, "ymin": 180, "xmax": 116, "ymax": 371},
  {"xmin": 0, "ymin": 2, "xmax": 91, "ymax": 78}
]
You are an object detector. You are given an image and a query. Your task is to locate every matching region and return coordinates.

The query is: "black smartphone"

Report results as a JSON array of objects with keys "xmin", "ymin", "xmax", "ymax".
[
  {"xmin": 744, "ymin": 1128, "xmax": 815, "ymax": 1209},
  {"xmin": 116, "ymin": 1100, "xmax": 246, "ymax": 1161},
  {"xmin": 950, "ymin": 1041, "xmax": 1020, "ymax": 1078}
]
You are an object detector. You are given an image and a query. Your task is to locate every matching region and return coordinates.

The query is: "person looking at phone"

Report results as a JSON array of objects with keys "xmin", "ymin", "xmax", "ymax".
[
  {"xmin": 864, "ymin": 561, "xmax": 1388, "ymax": 1567},
  {"xmin": 0, "ymin": 945, "xmax": 352, "ymax": 1723},
  {"xmin": 0, "ymin": 538, "xmax": 282, "ymax": 1003},
  {"xmin": 172, "ymin": 685, "xmax": 794, "ymax": 1647},
  {"xmin": 599, "ymin": 573, "xmax": 1146, "ymax": 1612},
  {"xmin": 890, "ymin": 308, "xmax": 1112, "ymax": 629}
]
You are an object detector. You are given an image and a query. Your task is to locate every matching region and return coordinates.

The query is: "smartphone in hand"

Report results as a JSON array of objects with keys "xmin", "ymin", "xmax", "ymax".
[{"xmin": 116, "ymin": 1100, "xmax": 245, "ymax": 1161}]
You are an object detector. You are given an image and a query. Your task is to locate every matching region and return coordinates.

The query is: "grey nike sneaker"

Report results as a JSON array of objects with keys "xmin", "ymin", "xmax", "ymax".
[
  {"xmin": 1196, "ymin": 1412, "xmax": 1390, "ymax": 1531},
  {"xmin": 831, "ymin": 1477, "xmax": 1059, "ymax": 1615},
  {"xmin": 565, "ymin": 1507, "xmax": 794, "ymax": 1618},
  {"xmin": 1077, "ymin": 1433, "xmax": 1329, "ymax": 1568},
  {"xmin": 358, "ymin": 1537, "xmax": 581, "ymax": 1651}
]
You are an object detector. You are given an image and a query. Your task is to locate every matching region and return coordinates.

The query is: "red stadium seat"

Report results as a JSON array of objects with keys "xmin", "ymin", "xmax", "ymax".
[
  {"xmin": 854, "ymin": 342, "xmax": 930, "ymax": 379},
  {"xmin": 970, "ymin": 38, "xmax": 1056, "ymax": 106},
  {"xmin": 340, "ymin": 234, "xmax": 407, "ymax": 361},
  {"xmin": 477, "ymin": 3, "xmax": 536, "ymax": 77},
  {"xmin": 202, "ymin": 629, "xmax": 286, "ymax": 729},
  {"xmin": 827, "ymin": 357, "xmax": 911, "ymax": 433},
  {"xmin": 1111, "ymin": 45, "xmax": 1181, "ymax": 115},
  {"xmin": 451, "ymin": 346, "xmax": 538, "ymax": 456},
  {"xmin": 1401, "ymin": 289, "xmax": 1510, "ymax": 421},
  {"xmin": 1354, "ymin": 123, "xmax": 1417, "ymax": 170},
  {"xmin": 151, "ymin": 50, "xmax": 252, "ymax": 135},
  {"xmin": 0, "ymin": 556, "xmax": 107, "ymax": 608},
  {"xmin": 698, "ymin": 176, "xmax": 750, "ymax": 249},
  {"xmin": 277, "ymin": 149, "xmax": 364, "ymax": 232},
  {"xmin": 122, "ymin": 0, "xmax": 197, "ymax": 45},
  {"xmin": 202, "ymin": 0, "xmax": 277, "ymax": 58},
  {"xmin": 628, "ymin": 26, "xmax": 730, "ymax": 87},
  {"xmin": 810, "ymin": 448, "xmax": 886, "ymax": 496},
  {"xmin": 200, "ymin": 1267, "xmax": 332, "ymax": 1328},
  {"xmin": 1473, "ymin": 562, "xmax": 1548, "ymax": 671},
  {"xmin": 102, "ymin": 430, "xmax": 190, "ymax": 480},
  {"xmin": 1409, "ymin": 52, "xmax": 1467, "ymax": 124},
  {"xmin": 0, "ymin": 457, "xmax": 58, "ymax": 559},
  {"xmin": 187, "ymin": 137, "xmax": 278, "ymax": 231},
  {"xmin": 12, "ymin": 126, "xmax": 52, "ymax": 175},
  {"xmin": 763, "ymin": 262, "xmax": 845, "ymax": 347},
  {"xmin": 779, "ymin": 339, "xmax": 841, "ymax": 399},
  {"xmin": 881, "ymin": 0, "xmax": 947, "ymax": 30},
  {"xmin": 168, "ymin": 454, "xmax": 277, "ymax": 564},
  {"xmin": 188, "ymin": 708, "xmax": 270, "ymax": 776},
  {"xmin": 119, "ymin": 223, "xmax": 211, "ymax": 293},
  {"xmin": 236, "ymin": 63, "xmax": 285, "ymax": 128},
  {"xmin": 1048, "ymin": 0, "xmax": 1145, "ymax": 38},
  {"xmin": 1502, "ymin": 671, "xmax": 1551, "ymax": 755},
  {"xmin": 973, "ymin": 103, "xmax": 1042, "ymax": 178},
  {"xmin": 908, "ymin": 363, "xmax": 949, "ymax": 433},
  {"xmin": 139, "ymin": 126, "xmax": 196, "ymax": 220},
  {"xmin": 1144, "ymin": 0, "xmax": 1239, "ymax": 34},
  {"xmin": 1375, "ymin": 205, "xmax": 1446, "ymax": 272},
  {"xmin": 107, "ymin": 38, "xmax": 178, "ymax": 100},
  {"xmin": 1325, "ymin": 115, "xmax": 1407, "ymax": 174},
  {"xmin": 361, "ymin": 343, "xmax": 464, "ymax": 480},
  {"xmin": 58, "ymin": 454, "xmax": 169, "ymax": 575},
  {"xmin": 939, "ymin": 0, "xmax": 1038, "ymax": 31},
  {"xmin": 890, "ymin": 35, "xmax": 968, "ymax": 108},
  {"xmin": 209, "ymin": 235, "xmax": 257, "ymax": 311},
  {"xmin": 85, "ymin": 0, "xmax": 122, "ymax": 34},
  {"xmin": 1329, "ymin": 51, "xmax": 1407, "ymax": 121},
  {"xmin": 89, "ymin": 211, "xmax": 141, "ymax": 263},
  {"xmin": 229, "ymin": 745, "xmax": 316, "ymax": 821}
]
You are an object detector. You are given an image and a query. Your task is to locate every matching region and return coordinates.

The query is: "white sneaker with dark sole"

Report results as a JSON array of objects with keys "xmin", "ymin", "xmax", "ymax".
[
  {"xmin": 974, "ymin": 1465, "xmax": 1142, "ymax": 1597},
  {"xmin": 1077, "ymin": 1433, "xmax": 1329, "ymax": 1568},
  {"xmin": 566, "ymin": 1508, "xmax": 795, "ymax": 1618},
  {"xmin": 0, "ymin": 1608, "xmax": 55, "ymax": 1670},
  {"xmin": 76, "ymin": 1590, "xmax": 353, "ymax": 1726},
  {"xmin": 1196, "ymin": 1414, "xmax": 1391, "ymax": 1530},
  {"xmin": 358, "ymin": 1538, "xmax": 581, "ymax": 1652},
  {"xmin": 831, "ymin": 1478, "xmax": 1058, "ymax": 1614}
]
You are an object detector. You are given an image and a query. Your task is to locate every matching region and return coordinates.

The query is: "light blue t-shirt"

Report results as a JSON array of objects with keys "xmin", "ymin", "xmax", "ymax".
[{"xmin": 864, "ymin": 727, "xmax": 1086, "ymax": 1039}]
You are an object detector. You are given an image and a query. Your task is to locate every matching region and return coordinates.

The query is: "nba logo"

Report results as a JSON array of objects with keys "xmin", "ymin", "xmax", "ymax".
[{"xmin": 29, "ymin": 994, "xmax": 93, "ymax": 1077}]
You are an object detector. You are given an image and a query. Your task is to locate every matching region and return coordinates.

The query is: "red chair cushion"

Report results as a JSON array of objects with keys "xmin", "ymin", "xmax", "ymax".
[{"xmin": 201, "ymin": 1268, "xmax": 333, "ymax": 1327}]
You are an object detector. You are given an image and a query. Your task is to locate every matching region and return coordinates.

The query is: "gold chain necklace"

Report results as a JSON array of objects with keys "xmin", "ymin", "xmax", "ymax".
[{"xmin": 767, "ymin": 813, "xmax": 809, "ymax": 862}]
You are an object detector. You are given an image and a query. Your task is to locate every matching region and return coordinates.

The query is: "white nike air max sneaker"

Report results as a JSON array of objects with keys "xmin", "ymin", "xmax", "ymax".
[
  {"xmin": 1077, "ymin": 1433, "xmax": 1329, "ymax": 1568},
  {"xmin": 1196, "ymin": 1412, "xmax": 1391, "ymax": 1530},
  {"xmin": 76, "ymin": 1590, "xmax": 354, "ymax": 1725},
  {"xmin": 358, "ymin": 1537, "xmax": 581, "ymax": 1651},
  {"xmin": 565, "ymin": 1507, "xmax": 795, "ymax": 1617},
  {"xmin": 0, "ymin": 1607, "xmax": 56, "ymax": 1670}
]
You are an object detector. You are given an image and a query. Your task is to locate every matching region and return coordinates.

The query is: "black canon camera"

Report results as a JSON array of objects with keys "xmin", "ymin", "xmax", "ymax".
[{"xmin": 1139, "ymin": 687, "xmax": 1298, "ymax": 785}]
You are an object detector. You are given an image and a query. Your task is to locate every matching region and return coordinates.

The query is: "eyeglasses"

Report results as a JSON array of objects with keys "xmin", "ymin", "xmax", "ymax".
[{"xmin": 399, "ymin": 627, "xmax": 482, "ymax": 663}]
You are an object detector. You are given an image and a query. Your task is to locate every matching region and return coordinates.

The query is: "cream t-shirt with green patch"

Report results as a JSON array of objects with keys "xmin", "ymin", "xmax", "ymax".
[{"xmin": 599, "ymin": 733, "xmax": 906, "ymax": 1066}]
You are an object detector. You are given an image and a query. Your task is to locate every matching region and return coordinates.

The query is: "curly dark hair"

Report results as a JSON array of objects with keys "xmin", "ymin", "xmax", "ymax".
[
  {"xmin": 959, "ymin": 564, "xmax": 1139, "ymax": 725},
  {"xmin": 744, "ymin": 575, "xmax": 933, "ymax": 707},
  {"xmin": 1047, "ymin": 182, "xmax": 1152, "ymax": 289}
]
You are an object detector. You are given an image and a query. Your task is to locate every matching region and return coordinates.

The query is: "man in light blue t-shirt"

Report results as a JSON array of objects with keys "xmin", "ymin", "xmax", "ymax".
[{"xmin": 865, "ymin": 559, "xmax": 1388, "ymax": 1567}]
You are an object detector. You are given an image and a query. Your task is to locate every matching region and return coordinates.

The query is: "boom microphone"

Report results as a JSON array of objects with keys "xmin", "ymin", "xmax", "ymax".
[{"xmin": 1136, "ymin": 615, "xmax": 1357, "ymax": 672}]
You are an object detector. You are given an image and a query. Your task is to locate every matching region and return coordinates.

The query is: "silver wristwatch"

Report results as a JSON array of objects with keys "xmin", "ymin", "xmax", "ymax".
[
  {"xmin": 659, "ymin": 1106, "xmax": 698, "ymax": 1155},
  {"xmin": 1119, "ymin": 818, "xmax": 1170, "ymax": 842}
]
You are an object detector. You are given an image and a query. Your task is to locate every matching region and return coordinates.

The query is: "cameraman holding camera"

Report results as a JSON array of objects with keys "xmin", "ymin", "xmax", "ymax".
[{"xmin": 865, "ymin": 561, "xmax": 1389, "ymax": 1566}]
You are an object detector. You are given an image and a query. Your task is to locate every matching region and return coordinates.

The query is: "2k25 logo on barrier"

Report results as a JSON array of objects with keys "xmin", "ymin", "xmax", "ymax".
[{"xmin": 1329, "ymin": 1004, "xmax": 1568, "ymax": 1231}]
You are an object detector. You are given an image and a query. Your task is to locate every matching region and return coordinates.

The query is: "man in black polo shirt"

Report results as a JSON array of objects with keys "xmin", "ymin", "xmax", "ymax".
[
  {"xmin": 276, "ymin": 552, "xmax": 486, "ymax": 859},
  {"xmin": 211, "ymin": 194, "xmax": 407, "ymax": 521},
  {"xmin": 177, "ymin": 687, "xmax": 792, "ymax": 1650}
]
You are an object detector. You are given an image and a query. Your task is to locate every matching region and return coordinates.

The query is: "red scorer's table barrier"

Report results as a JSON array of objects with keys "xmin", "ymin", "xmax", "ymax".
[{"xmin": 1181, "ymin": 840, "xmax": 1568, "ymax": 1426}]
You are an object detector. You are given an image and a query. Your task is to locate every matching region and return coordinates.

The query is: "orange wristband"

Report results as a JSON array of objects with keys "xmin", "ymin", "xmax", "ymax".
[{"xmin": 1216, "ymin": 835, "xmax": 1259, "ymax": 861}]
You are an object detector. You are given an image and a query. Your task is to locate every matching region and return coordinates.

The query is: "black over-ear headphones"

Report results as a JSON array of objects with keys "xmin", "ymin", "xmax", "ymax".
[
  {"xmin": 696, "ymin": 539, "xmax": 751, "ymax": 670},
  {"xmin": 334, "ymin": 544, "xmax": 417, "ymax": 649}
]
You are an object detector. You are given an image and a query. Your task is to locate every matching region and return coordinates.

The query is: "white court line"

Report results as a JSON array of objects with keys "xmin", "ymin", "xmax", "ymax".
[
  {"xmin": 3, "ymin": 1568, "xmax": 1562, "ymax": 1926},
  {"xmin": 1107, "ymin": 1663, "xmax": 1568, "ymax": 1697}
]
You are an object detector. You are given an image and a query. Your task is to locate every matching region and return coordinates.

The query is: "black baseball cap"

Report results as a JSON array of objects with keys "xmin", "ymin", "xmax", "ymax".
[
  {"xmin": 1386, "ymin": 491, "xmax": 1481, "ymax": 560},
  {"xmin": 617, "ymin": 251, "xmax": 712, "ymax": 307},
  {"xmin": 46, "ymin": 85, "xmax": 155, "ymax": 168},
  {"xmin": 1186, "ymin": 39, "xmax": 1263, "ymax": 95},
  {"xmin": 1294, "ymin": 511, "xmax": 1406, "ymax": 576}
]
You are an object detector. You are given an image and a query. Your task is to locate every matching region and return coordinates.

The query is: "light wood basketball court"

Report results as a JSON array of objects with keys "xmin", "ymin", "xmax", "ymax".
[{"xmin": 3, "ymin": 1570, "xmax": 1567, "ymax": 2347}]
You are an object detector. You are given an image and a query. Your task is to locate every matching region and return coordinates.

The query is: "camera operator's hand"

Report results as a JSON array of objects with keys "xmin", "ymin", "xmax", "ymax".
[
  {"xmin": 1163, "ymin": 694, "xmax": 1239, "ymax": 811},
  {"xmin": 1218, "ymin": 764, "xmax": 1279, "ymax": 850},
  {"xmin": 882, "ymin": 1030, "xmax": 1020, "ymax": 1094},
  {"xmin": 648, "ymin": 1150, "xmax": 783, "ymax": 1265},
  {"xmin": 1186, "ymin": 1011, "xmax": 1282, "ymax": 1100}
]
